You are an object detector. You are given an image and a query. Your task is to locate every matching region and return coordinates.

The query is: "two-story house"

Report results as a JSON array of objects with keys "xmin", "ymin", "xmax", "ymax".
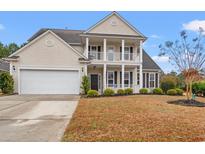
[{"xmin": 6, "ymin": 12, "xmax": 162, "ymax": 94}]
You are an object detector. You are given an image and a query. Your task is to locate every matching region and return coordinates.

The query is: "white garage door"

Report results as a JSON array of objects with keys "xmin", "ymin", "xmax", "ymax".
[{"xmin": 20, "ymin": 69, "xmax": 80, "ymax": 94}]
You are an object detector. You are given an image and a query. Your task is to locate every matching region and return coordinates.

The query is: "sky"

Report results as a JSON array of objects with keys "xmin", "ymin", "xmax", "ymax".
[{"xmin": 0, "ymin": 11, "xmax": 205, "ymax": 73}]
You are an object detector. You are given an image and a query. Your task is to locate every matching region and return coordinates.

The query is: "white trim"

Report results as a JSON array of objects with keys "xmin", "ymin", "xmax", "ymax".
[
  {"xmin": 149, "ymin": 73, "xmax": 155, "ymax": 88},
  {"xmin": 9, "ymin": 30, "xmax": 86, "ymax": 59},
  {"xmin": 84, "ymin": 12, "xmax": 146, "ymax": 38},
  {"xmin": 121, "ymin": 40, "xmax": 125, "ymax": 61},
  {"xmin": 124, "ymin": 71, "xmax": 130, "ymax": 88},
  {"xmin": 121, "ymin": 64, "xmax": 125, "ymax": 89},
  {"xmin": 80, "ymin": 34, "xmax": 144, "ymax": 40},
  {"xmin": 107, "ymin": 71, "xmax": 115, "ymax": 88},
  {"xmin": 103, "ymin": 64, "xmax": 107, "ymax": 91},
  {"xmin": 139, "ymin": 64, "xmax": 143, "ymax": 89},
  {"xmin": 103, "ymin": 39, "xmax": 107, "ymax": 61},
  {"xmin": 18, "ymin": 66, "xmax": 81, "ymax": 71},
  {"xmin": 89, "ymin": 73, "xmax": 102, "ymax": 92},
  {"xmin": 85, "ymin": 37, "xmax": 89, "ymax": 58},
  {"xmin": 18, "ymin": 66, "xmax": 81, "ymax": 95}
]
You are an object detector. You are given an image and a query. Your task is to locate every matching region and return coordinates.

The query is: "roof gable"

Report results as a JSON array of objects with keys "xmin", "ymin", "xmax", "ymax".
[
  {"xmin": 85, "ymin": 12, "xmax": 146, "ymax": 37},
  {"xmin": 9, "ymin": 30, "xmax": 86, "ymax": 59}
]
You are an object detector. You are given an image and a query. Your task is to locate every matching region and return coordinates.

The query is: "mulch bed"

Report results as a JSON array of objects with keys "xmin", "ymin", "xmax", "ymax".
[{"xmin": 167, "ymin": 99, "xmax": 205, "ymax": 107}]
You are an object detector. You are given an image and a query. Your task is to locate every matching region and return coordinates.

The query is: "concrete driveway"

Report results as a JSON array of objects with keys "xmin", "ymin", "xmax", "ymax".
[{"xmin": 0, "ymin": 94, "xmax": 79, "ymax": 142}]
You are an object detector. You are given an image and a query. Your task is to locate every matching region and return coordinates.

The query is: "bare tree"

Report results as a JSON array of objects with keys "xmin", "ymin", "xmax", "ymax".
[{"xmin": 159, "ymin": 28, "xmax": 205, "ymax": 100}]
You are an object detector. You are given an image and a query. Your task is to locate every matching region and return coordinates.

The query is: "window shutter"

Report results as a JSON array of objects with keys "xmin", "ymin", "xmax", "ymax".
[
  {"xmin": 120, "ymin": 71, "xmax": 122, "ymax": 84},
  {"xmin": 130, "ymin": 47, "xmax": 133, "ymax": 60},
  {"xmin": 130, "ymin": 72, "xmax": 133, "ymax": 85},
  {"xmin": 98, "ymin": 46, "xmax": 101, "ymax": 60},
  {"xmin": 114, "ymin": 71, "xmax": 117, "ymax": 85},
  {"xmin": 143, "ymin": 73, "xmax": 145, "ymax": 88},
  {"xmin": 146, "ymin": 73, "xmax": 149, "ymax": 88},
  {"xmin": 120, "ymin": 47, "xmax": 122, "ymax": 60},
  {"xmin": 155, "ymin": 73, "xmax": 158, "ymax": 88},
  {"xmin": 88, "ymin": 45, "xmax": 90, "ymax": 51}
]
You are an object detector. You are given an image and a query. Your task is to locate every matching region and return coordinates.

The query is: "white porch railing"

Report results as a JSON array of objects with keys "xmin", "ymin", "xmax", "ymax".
[
  {"xmin": 88, "ymin": 51, "xmax": 103, "ymax": 60},
  {"xmin": 89, "ymin": 51, "xmax": 140, "ymax": 62}
]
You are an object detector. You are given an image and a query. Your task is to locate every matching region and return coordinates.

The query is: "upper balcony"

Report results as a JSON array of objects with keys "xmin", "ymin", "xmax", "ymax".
[
  {"xmin": 84, "ymin": 37, "xmax": 143, "ymax": 63},
  {"xmin": 88, "ymin": 50, "xmax": 140, "ymax": 62}
]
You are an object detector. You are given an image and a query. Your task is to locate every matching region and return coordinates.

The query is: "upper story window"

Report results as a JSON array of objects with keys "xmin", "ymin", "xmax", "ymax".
[
  {"xmin": 121, "ymin": 46, "xmax": 133, "ymax": 61},
  {"xmin": 88, "ymin": 45, "xmax": 102, "ymax": 60}
]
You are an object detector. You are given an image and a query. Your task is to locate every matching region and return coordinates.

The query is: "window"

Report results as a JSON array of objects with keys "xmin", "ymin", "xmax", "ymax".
[
  {"xmin": 149, "ymin": 73, "xmax": 155, "ymax": 88},
  {"xmin": 124, "ymin": 72, "xmax": 130, "ymax": 87},
  {"xmin": 137, "ymin": 73, "xmax": 140, "ymax": 85},
  {"xmin": 89, "ymin": 45, "xmax": 101, "ymax": 60},
  {"xmin": 107, "ymin": 71, "xmax": 114, "ymax": 87},
  {"xmin": 120, "ymin": 46, "xmax": 133, "ymax": 61},
  {"xmin": 107, "ymin": 46, "xmax": 114, "ymax": 61},
  {"xmin": 124, "ymin": 47, "xmax": 130, "ymax": 60}
]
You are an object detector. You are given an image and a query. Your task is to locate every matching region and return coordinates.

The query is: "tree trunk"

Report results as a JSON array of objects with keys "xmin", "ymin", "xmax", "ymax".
[
  {"xmin": 186, "ymin": 83, "xmax": 190, "ymax": 100},
  {"xmin": 190, "ymin": 82, "xmax": 193, "ymax": 100}
]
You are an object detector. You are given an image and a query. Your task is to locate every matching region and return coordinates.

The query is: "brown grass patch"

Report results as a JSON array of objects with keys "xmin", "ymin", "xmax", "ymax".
[{"xmin": 62, "ymin": 95, "xmax": 205, "ymax": 142}]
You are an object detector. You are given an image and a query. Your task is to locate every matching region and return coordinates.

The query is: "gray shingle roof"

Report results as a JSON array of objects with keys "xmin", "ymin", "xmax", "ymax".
[
  {"xmin": 28, "ymin": 28, "xmax": 161, "ymax": 71},
  {"xmin": 143, "ymin": 50, "xmax": 161, "ymax": 70},
  {"xmin": 28, "ymin": 28, "xmax": 84, "ymax": 44},
  {"xmin": 0, "ymin": 60, "xmax": 9, "ymax": 72}
]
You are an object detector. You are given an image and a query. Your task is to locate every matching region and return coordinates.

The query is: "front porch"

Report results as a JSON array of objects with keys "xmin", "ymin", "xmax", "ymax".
[{"xmin": 87, "ymin": 64, "xmax": 142, "ymax": 94}]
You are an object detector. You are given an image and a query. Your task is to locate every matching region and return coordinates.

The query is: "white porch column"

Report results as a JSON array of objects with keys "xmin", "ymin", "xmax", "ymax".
[
  {"xmin": 103, "ymin": 39, "xmax": 107, "ymax": 61},
  {"xmin": 139, "ymin": 64, "xmax": 143, "ymax": 89},
  {"xmin": 103, "ymin": 64, "xmax": 107, "ymax": 91},
  {"xmin": 121, "ymin": 40, "xmax": 125, "ymax": 61},
  {"xmin": 133, "ymin": 67, "xmax": 137, "ymax": 93},
  {"xmin": 84, "ymin": 65, "xmax": 87, "ymax": 76},
  {"xmin": 140, "ymin": 40, "xmax": 143, "ymax": 63},
  {"xmin": 157, "ymin": 72, "xmax": 160, "ymax": 88},
  {"xmin": 121, "ymin": 64, "xmax": 125, "ymax": 89},
  {"xmin": 85, "ymin": 37, "xmax": 89, "ymax": 58},
  {"xmin": 9, "ymin": 62, "xmax": 12, "ymax": 75}
]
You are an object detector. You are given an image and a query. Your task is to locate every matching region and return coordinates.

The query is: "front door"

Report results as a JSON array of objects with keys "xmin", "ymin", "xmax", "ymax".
[{"xmin": 91, "ymin": 74, "xmax": 99, "ymax": 91}]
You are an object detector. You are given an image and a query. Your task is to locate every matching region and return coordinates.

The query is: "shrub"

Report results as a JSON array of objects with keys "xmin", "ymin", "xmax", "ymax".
[
  {"xmin": 139, "ymin": 88, "xmax": 148, "ymax": 94},
  {"xmin": 167, "ymin": 89, "xmax": 177, "ymax": 95},
  {"xmin": 87, "ymin": 90, "xmax": 99, "ymax": 97},
  {"xmin": 175, "ymin": 88, "xmax": 183, "ymax": 95},
  {"xmin": 117, "ymin": 89, "xmax": 125, "ymax": 95},
  {"xmin": 80, "ymin": 75, "xmax": 90, "ymax": 95},
  {"xmin": 103, "ymin": 88, "xmax": 115, "ymax": 96},
  {"xmin": 0, "ymin": 72, "xmax": 14, "ymax": 94},
  {"xmin": 153, "ymin": 88, "xmax": 163, "ymax": 94},
  {"xmin": 193, "ymin": 81, "xmax": 205, "ymax": 96},
  {"xmin": 160, "ymin": 75, "xmax": 177, "ymax": 93},
  {"xmin": 124, "ymin": 88, "xmax": 133, "ymax": 95}
]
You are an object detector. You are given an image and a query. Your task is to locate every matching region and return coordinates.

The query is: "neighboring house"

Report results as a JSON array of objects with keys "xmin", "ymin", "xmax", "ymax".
[
  {"xmin": 6, "ymin": 12, "xmax": 162, "ymax": 95},
  {"xmin": 0, "ymin": 60, "xmax": 10, "ymax": 72}
]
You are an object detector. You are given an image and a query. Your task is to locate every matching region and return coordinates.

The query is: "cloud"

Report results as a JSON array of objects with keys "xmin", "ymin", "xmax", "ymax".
[
  {"xmin": 150, "ymin": 34, "xmax": 161, "ymax": 39},
  {"xmin": 152, "ymin": 55, "xmax": 169, "ymax": 63},
  {"xmin": 0, "ymin": 24, "xmax": 5, "ymax": 30},
  {"xmin": 183, "ymin": 20, "xmax": 205, "ymax": 32}
]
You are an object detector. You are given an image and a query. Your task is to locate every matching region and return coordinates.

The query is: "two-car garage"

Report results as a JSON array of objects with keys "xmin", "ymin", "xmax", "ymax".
[{"xmin": 19, "ymin": 69, "xmax": 80, "ymax": 94}]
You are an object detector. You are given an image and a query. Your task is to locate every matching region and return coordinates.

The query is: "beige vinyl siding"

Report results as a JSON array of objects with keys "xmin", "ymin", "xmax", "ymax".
[
  {"xmin": 88, "ymin": 14, "xmax": 140, "ymax": 36},
  {"xmin": 11, "ymin": 32, "xmax": 84, "ymax": 93}
]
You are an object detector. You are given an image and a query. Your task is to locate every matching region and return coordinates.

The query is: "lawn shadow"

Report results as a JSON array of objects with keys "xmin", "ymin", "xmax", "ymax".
[{"xmin": 167, "ymin": 99, "xmax": 205, "ymax": 107}]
